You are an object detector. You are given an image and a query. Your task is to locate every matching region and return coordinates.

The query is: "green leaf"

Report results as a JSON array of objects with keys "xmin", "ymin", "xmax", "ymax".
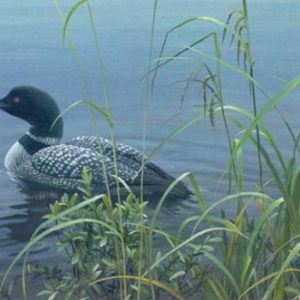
[
  {"xmin": 56, "ymin": 240, "xmax": 69, "ymax": 252},
  {"xmin": 49, "ymin": 291, "xmax": 59, "ymax": 300},
  {"xmin": 208, "ymin": 237, "xmax": 222, "ymax": 244},
  {"xmin": 37, "ymin": 290, "xmax": 52, "ymax": 296},
  {"xmin": 202, "ymin": 245, "xmax": 214, "ymax": 252},
  {"xmin": 99, "ymin": 236, "xmax": 107, "ymax": 247},
  {"xmin": 69, "ymin": 193, "xmax": 79, "ymax": 207},
  {"xmin": 50, "ymin": 201, "xmax": 64, "ymax": 215},
  {"xmin": 169, "ymin": 271, "xmax": 185, "ymax": 281},
  {"xmin": 70, "ymin": 232, "xmax": 87, "ymax": 242},
  {"xmin": 71, "ymin": 250, "xmax": 81, "ymax": 265}
]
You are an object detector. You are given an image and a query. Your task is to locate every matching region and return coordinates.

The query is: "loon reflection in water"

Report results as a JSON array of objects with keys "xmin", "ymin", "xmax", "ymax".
[
  {"xmin": 0, "ymin": 186, "xmax": 61, "ymax": 248},
  {"xmin": 0, "ymin": 86, "xmax": 190, "ymax": 199}
]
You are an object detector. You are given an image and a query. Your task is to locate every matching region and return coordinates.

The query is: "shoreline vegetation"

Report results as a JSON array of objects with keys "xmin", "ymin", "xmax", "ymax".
[{"xmin": 1, "ymin": 0, "xmax": 300, "ymax": 299}]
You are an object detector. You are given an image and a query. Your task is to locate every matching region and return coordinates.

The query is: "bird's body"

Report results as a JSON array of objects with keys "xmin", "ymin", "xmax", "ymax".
[{"xmin": 0, "ymin": 86, "xmax": 190, "ymax": 199}]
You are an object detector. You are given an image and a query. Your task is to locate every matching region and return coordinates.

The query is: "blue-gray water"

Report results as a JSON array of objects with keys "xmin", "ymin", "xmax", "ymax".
[{"xmin": 0, "ymin": 0, "xmax": 299, "ymax": 297}]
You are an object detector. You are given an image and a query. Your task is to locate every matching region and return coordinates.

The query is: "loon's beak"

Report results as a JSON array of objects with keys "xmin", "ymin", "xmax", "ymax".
[{"xmin": 0, "ymin": 96, "xmax": 10, "ymax": 111}]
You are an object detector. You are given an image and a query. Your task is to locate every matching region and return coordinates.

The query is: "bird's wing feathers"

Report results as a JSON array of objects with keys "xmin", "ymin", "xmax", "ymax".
[
  {"xmin": 30, "ymin": 143, "xmax": 141, "ymax": 188},
  {"xmin": 31, "ymin": 144, "xmax": 109, "ymax": 183},
  {"xmin": 66, "ymin": 136, "xmax": 174, "ymax": 181},
  {"xmin": 29, "ymin": 137, "xmax": 189, "ymax": 198}
]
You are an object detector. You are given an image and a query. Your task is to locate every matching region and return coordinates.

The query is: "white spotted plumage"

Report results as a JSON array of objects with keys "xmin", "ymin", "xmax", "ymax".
[{"xmin": 5, "ymin": 135, "xmax": 173, "ymax": 192}]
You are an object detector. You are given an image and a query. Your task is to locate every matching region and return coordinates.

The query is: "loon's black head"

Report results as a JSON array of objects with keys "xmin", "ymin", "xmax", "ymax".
[{"xmin": 0, "ymin": 86, "xmax": 63, "ymax": 138}]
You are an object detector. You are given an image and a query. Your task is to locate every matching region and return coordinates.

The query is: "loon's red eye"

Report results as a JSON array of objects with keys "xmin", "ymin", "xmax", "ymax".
[{"xmin": 13, "ymin": 96, "xmax": 20, "ymax": 104}]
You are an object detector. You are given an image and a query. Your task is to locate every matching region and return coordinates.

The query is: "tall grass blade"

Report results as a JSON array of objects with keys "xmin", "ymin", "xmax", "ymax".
[
  {"xmin": 240, "ymin": 268, "xmax": 300, "ymax": 299},
  {"xmin": 204, "ymin": 251, "xmax": 241, "ymax": 296},
  {"xmin": 63, "ymin": 0, "xmax": 88, "ymax": 40},
  {"xmin": 145, "ymin": 227, "xmax": 245, "ymax": 276},
  {"xmin": 241, "ymin": 198, "xmax": 284, "ymax": 286},
  {"xmin": 262, "ymin": 244, "xmax": 300, "ymax": 300},
  {"xmin": 191, "ymin": 192, "xmax": 274, "ymax": 235},
  {"xmin": 232, "ymin": 75, "xmax": 300, "ymax": 155},
  {"xmin": 84, "ymin": 100, "xmax": 114, "ymax": 127},
  {"xmin": 92, "ymin": 275, "xmax": 184, "ymax": 300}
]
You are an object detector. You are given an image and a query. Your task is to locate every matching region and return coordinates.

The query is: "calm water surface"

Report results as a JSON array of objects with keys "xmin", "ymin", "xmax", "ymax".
[{"xmin": 0, "ymin": 0, "xmax": 299, "ymax": 296}]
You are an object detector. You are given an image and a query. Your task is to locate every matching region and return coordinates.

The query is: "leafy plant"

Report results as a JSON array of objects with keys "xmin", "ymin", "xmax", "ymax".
[{"xmin": 2, "ymin": 172, "xmax": 224, "ymax": 299}]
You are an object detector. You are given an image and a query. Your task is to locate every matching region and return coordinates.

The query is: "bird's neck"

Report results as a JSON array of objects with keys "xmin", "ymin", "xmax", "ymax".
[
  {"xmin": 4, "ymin": 130, "xmax": 61, "ymax": 172},
  {"xmin": 18, "ymin": 117, "xmax": 63, "ymax": 155},
  {"xmin": 19, "ymin": 130, "xmax": 61, "ymax": 155},
  {"xmin": 29, "ymin": 116, "xmax": 64, "ymax": 138}
]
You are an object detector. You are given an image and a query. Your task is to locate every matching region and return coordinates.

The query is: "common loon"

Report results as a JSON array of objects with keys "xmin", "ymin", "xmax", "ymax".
[{"xmin": 0, "ymin": 86, "xmax": 190, "ymax": 199}]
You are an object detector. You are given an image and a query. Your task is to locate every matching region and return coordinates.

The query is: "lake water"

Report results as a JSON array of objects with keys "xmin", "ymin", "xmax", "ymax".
[{"xmin": 0, "ymin": 0, "xmax": 299, "ymax": 297}]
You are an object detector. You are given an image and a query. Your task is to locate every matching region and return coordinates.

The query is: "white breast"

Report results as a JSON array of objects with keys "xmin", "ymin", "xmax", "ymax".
[{"xmin": 4, "ymin": 141, "xmax": 30, "ymax": 171}]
